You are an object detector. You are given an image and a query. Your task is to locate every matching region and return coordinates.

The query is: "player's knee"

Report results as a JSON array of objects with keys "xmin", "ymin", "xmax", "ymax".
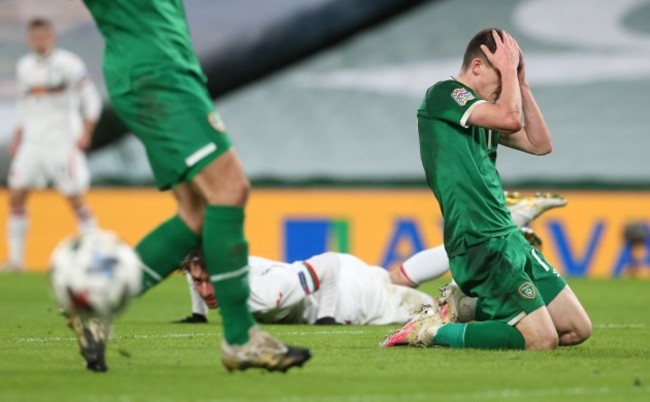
[
  {"xmin": 178, "ymin": 206, "xmax": 205, "ymax": 233},
  {"xmin": 230, "ymin": 177, "xmax": 250, "ymax": 206},
  {"xmin": 578, "ymin": 316, "xmax": 593, "ymax": 342},
  {"xmin": 563, "ymin": 316, "xmax": 592, "ymax": 346},
  {"xmin": 8, "ymin": 190, "xmax": 27, "ymax": 212},
  {"xmin": 525, "ymin": 329, "xmax": 559, "ymax": 350}
]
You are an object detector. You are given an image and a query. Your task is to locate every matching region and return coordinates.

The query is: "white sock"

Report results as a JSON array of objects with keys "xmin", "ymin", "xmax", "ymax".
[
  {"xmin": 7, "ymin": 213, "xmax": 28, "ymax": 266},
  {"xmin": 75, "ymin": 206, "xmax": 97, "ymax": 234},
  {"xmin": 400, "ymin": 245, "xmax": 450, "ymax": 286},
  {"xmin": 185, "ymin": 271, "xmax": 208, "ymax": 316}
]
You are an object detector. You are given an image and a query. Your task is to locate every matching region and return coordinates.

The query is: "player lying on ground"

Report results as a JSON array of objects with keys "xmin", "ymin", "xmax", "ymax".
[
  {"xmin": 182, "ymin": 251, "xmax": 436, "ymax": 325},
  {"xmin": 383, "ymin": 28, "xmax": 591, "ymax": 350},
  {"xmin": 177, "ymin": 191, "xmax": 564, "ymax": 323}
]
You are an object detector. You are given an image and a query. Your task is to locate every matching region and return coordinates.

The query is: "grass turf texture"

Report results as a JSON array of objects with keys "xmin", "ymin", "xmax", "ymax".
[{"xmin": 0, "ymin": 273, "xmax": 648, "ymax": 402}]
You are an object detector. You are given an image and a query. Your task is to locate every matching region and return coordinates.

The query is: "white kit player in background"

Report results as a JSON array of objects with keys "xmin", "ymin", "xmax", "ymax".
[
  {"xmin": 182, "ymin": 250, "xmax": 435, "ymax": 326},
  {"xmin": 3, "ymin": 19, "xmax": 102, "ymax": 271}
]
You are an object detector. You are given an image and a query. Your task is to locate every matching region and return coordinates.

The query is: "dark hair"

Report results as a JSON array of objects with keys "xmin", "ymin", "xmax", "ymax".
[
  {"xmin": 461, "ymin": 27, "xmax": 505, "ymax": 71},
  {"xmin": 28, "ymin": 18, "xmax": 53, "ymax": 31},
  {"xmin": 181, "ymin": 250, "xmax": 205, "ymax": 272}
]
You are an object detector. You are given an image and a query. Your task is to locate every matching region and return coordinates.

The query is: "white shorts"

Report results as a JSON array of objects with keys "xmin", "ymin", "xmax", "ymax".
[
  {"xmin": 8, "ymin": 145, "xmax": 91, "ymax": 196},
  {"xmin": 324, "ymin": 254, "xmax": 435, "ymax": 325}
]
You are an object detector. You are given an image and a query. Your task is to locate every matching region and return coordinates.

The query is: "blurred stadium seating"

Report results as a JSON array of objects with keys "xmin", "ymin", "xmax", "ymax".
[{"xmin": 1, "ymin": 0, "xmax": 649, "ymax": 187}]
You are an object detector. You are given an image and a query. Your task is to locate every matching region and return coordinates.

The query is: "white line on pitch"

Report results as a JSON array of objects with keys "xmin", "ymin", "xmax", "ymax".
[
  {"xmin": 12, "ymin": 329, "xmax": 367, "ymax": 343},
  {"xmin": 10, "ymin": 324, "xmax": 644, "ymax": 343},
  {"xmin": 594, "ymin": 323, "xmax": 645, "ymax": 328}
]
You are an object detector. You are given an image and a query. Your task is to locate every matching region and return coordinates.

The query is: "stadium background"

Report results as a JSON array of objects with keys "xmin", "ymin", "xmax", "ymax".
[{"xmin": 1, "ymin": 0, "xmax": 649, "ymax": 278}]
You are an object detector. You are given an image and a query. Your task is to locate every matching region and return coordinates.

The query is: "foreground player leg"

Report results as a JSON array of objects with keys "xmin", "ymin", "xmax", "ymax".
[
  {"xmin": 194, "ymin": 152, "xmax": 311, "ymax": 372},
  {"xmin": 135, "ymin": 186, "xmax": 203, "ymax": 293},
  {"xmin": 4, "ymin": 188, "xmax": 29, "ymax": 271},
  {"xmin": 67, "ymin": 315, "xmax": 111, "ymax": 372}
]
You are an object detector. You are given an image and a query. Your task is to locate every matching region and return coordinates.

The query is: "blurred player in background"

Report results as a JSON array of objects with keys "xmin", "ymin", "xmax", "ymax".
[
  {"xmin": 383, "ymin": 28, "xmax": 591, "ymax": 350},
  {"xmin": 183, "ymin": 250, "xmax": 435, "ymax": 326},
  {"xmin": 179, "ymin": 191, "xmax": 565, "ymax": 323},
  {"xmin": 79, "ymin": 0, "xmax": 310, "ymax": 373},
  {"xmin": 3, "ymin": 19, "xmax": 101, "ymax": 272}
]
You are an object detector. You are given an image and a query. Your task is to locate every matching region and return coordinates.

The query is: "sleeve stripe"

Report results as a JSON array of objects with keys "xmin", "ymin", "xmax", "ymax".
[
  {"xmin": 460, "ymin": 100, "xmax": 487, "ymax": 128},
  {"xmin": 302, "ymin": 261, "xmax": 320, "ymax": 292}
]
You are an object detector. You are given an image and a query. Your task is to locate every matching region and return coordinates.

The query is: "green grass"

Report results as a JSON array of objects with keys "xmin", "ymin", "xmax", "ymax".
[{"xmin": 1, "ymin": 273, "xmax": 649, "ymax": 402}]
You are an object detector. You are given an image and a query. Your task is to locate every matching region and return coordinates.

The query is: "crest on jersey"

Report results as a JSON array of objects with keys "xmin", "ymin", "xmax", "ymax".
[
  {"xmin": 518, "ymin": 282, "xmax": 537, "ymax": 300},
  {"xmin": 207, "ymin": 111, "xmax": 227, "ymax": 133},
  {"xmin": 451, "ymin": 88, "xmax": 474, "ymax": 106}
]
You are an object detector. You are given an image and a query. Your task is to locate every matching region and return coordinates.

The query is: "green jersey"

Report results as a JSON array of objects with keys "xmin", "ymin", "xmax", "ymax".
[
  {"xmin": 418, "ymin": 79, "xmax": 517, "ymax": 257},
  {"xmin": 82, "ymin": 0, "xmax": 205, "ymax": 95}
]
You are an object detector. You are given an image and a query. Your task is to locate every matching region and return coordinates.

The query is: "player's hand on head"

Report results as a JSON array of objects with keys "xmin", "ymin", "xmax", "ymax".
[
  {"xmin": 514, "ymin": 41, "xmax": 526, "ymax": 84},
  {"xmin": 481, "ymin": 29, "xmax": 519, "ymax": 74}
]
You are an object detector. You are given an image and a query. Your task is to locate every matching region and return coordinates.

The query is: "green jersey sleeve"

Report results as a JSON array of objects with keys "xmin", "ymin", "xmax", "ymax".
[{"xmin": 418, "ymin": 80, "xmax": 486, "ymax": 129}]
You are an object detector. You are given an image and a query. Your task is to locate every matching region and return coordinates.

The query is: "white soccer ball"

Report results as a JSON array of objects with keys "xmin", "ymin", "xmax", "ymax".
[{"xmin": 50, "ymin": 230, "xmax": 142, "ymax": 318}]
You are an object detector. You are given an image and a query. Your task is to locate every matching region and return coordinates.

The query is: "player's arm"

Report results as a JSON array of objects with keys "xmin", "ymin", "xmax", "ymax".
[
  {"xmin": 8, "ymin": 126, "xmax": 22, "ymax": 159},
  {"xmin": 304, "ymin": 253, "xmax": 342, "ymax": 324},
  {"xmin": 10, "ymin": 64, "xmax": 26, "ymax": 158},
  {"xmin": 69, "ymin": 56, "xmax": 101, "ymax": 151},
  {"xmin": 498, "ymin": 44, "xmax": 552, "ymax": 155},
  {"xmin": 78, "ymin": 79, "xmax": 101, "ymax": 151},
  {"xmin": 466, "ymin": 30, "xmax": 522, "ymax": 134}
]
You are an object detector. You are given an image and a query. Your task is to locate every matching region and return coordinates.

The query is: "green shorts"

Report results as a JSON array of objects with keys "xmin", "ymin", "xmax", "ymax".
[
  {"xmin": 449, "ymin": 230, "xmax": 567, "ymax": 325},
  {"xmin": 110, "ymin": 68, "xmax": 232, "ymax": 190}
]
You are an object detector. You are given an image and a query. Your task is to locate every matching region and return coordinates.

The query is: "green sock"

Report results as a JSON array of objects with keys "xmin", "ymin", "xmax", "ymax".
[
  {"xmin": 203, "ymin": 205, "xmax": 255, "ymax": 345},
  {"xmin": 435, "ymin": 322, "xmax": 525, "ymax": 350},
  {"xmin": 475, "ymin": 298, "xmax": 488, "ymax": 321},
  {"xmin": 135, "ymin": 215, "xmax": 200, "ymax": 294}
]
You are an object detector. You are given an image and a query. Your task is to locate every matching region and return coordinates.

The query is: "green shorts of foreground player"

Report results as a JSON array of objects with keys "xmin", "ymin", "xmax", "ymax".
[{"xmin": 110, "ymin": 68, "xmax": 232, "ymax": 190}]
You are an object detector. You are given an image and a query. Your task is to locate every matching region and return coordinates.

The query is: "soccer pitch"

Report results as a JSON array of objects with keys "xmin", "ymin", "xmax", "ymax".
[{"xmin": 1, "ymin": 274, "xmax": 648, "ymax": 402}]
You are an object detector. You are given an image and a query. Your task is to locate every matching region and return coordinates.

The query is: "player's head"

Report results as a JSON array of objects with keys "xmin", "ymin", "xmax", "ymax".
[
  {"xmin": 461, "ymin": 28, "xmax": 505, "ymax": 72},
  {"xmin": 181, "ymin": 250, "xmax": 219, "ymax": 309},
  {"xmin": 27, "ymin": 18, "xmax": 55, "ymax": 56},
  {"xmin": 459, "ymin": 28, "xmax": 518, "ymax": 103}
]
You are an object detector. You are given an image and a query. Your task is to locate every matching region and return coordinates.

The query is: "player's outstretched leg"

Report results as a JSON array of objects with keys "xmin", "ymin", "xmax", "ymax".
[
  {"xmin": 67, "ymin": 315, "xmax": 111, "ymax": 372},
  {"xmin": 506, "ymin": 191, "xmax": 567, "ymax": 227},
  {"xmin": 196, "ymin": 153, "xmax": 311, "ymax": 372}
]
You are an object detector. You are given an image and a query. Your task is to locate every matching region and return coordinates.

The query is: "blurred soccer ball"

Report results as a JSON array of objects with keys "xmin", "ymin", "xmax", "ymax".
[{"xmin": 50, "ymin": 230, "xmax": 142, "ymax": 318}]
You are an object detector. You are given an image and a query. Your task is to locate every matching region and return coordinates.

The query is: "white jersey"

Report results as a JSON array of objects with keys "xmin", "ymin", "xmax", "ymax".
[
  {"xmin": 246, "ymin": 253, "xmax": 434, "ymax": 325},
  {"xmin": 15, "ymin": 48, "xmax": 101, "ymax": 149}
]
